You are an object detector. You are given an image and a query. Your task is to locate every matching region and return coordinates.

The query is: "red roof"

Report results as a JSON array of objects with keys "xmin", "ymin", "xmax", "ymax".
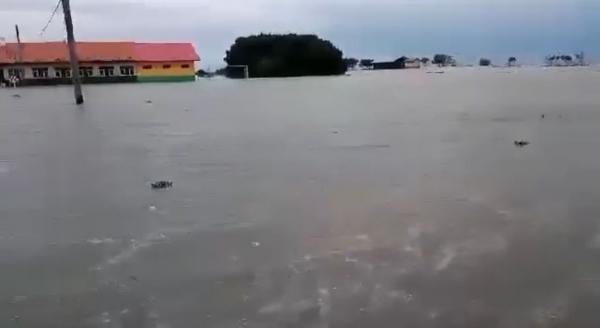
[
  {"xmin": 0, "ymin": 41, "xmax": 199, "ymax": 64},
  {"xmin": 134, "ymin": 43, "xmax": 200, "ymax": 62}
]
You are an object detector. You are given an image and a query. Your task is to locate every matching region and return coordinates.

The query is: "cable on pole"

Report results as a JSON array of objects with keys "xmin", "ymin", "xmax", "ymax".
[{"xmin": 40, "ymin": 0, "xmax": 62, "ymax": 35}]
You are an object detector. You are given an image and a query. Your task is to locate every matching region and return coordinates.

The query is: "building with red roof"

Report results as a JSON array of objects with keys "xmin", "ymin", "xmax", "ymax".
[{"xmin": 0, "ymin": 41, "xmax": 200, "ymax": 85}]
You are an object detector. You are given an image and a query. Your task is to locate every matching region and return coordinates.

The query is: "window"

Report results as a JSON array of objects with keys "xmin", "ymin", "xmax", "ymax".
[
  {"xmin": 55, "ymin": 67, "xmax": 71, "ymax": 78},
  {"xmin": 143, "ymin": 65, "xmax": 152, "ymax": 70},
  {"xmin": 162, "ymin": 64, "xmax": 171, "ymax": 69},
  {"xmin": 99, "ymin": 66, "xmax": 115, "ymax": 77},
  {"xmin": 79, "ymin": 67, "xmax": 93, "ymax": 77},
  {"xmin": 120, "ymin": 66, "xmax": 134, "ymax": 76},
  {"xmin": 32, "ymin": 67, "xmax": 49, "ymax": 78},
  {"xmin": 181, "ymin": 64, "xmax": 190, "ymax": 68},
  {"xmin": 8, "ymin": 68, "xmax": 24, "ymax": 78}
]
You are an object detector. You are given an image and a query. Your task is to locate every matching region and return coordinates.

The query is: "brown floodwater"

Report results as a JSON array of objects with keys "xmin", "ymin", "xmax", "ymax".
[{"xmin": 2, "ymin": 67, "xmax": 600, "ymax": 327}]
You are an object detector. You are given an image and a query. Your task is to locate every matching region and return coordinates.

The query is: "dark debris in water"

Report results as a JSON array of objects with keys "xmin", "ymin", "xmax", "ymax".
[
  {"xmin": 145, "ymin": 100, "xmax": 153, "ymax": 104},
  {"xmin": 514, "ymin": 140, "xmax": 530, "ymax": 147},
  {"xmin": 12, "ymin": 94, "xmax": 21, "ymax": 98},
  {"xmin": 151, "ymin": 180, "xmax": 173, "ymax": 189}
]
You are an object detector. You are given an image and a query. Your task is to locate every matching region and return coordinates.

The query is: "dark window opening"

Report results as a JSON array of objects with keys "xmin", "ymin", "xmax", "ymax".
[
  {"xmin": 120, "ymin": 66, "xmax": 134, "ymax": 76},
  {"xmin": 32, "ymin": 67, "xmax": 49, "ymax": 78},
  {"xmin": 79, "ymin": 67, "xmax": 94, "ymax": 77},
  {"xmin": 99, "ymin": 66, "xmax": 115, "ymax": 77},
  {"xmin": 55, "ymin": 68, "xmax": 71, "ymax": 78}
]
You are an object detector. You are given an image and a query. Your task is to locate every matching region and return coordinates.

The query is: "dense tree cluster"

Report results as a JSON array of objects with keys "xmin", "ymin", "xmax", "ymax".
[
  {"xmin": 224, "ymin": 33, "xmax": 347, "ymax": 78},
  {"xmin": 479, "ymin": 58, "xmax": 492, "ymax": 66},
  {"xmin": 432, "ymin": 54, "xmax": 455, "ymax": 66}
]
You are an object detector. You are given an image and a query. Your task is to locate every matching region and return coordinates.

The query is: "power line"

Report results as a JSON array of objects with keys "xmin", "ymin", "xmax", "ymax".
[{"xmin": 40, "ymin": 0, "xmax": 62, "ymax": 35}]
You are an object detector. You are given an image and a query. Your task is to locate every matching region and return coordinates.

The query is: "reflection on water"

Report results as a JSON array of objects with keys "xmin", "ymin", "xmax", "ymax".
[{"xmin": 2, "ymin": 68, "xmax": 600, "ymax": 327}]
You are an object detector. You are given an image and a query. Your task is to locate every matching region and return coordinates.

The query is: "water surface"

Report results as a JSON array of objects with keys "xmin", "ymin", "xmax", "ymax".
[{"xmin": 2, "ymin": 67, "xmax": 600, "ymax": 327}]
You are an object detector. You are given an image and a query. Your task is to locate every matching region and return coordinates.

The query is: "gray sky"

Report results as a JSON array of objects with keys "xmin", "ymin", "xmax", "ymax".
[{"xmin": 1, "ymin": 0, "xmax": 598, "ymax": 68}]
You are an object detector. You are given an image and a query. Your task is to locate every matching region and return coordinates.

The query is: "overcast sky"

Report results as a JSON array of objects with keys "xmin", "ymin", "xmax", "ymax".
[{"xmin": 1, "ymin": 0, "xmax": 598, "ymax": 67}]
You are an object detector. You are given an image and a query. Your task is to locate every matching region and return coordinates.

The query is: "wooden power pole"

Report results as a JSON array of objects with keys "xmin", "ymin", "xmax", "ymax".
[
  {"xmin": 61, "ymin": 0, "xmax": 83, "ymax": 104},
  {"xmin": 15, "ymin": 25, "xmax": 21, "ymax": 63}
]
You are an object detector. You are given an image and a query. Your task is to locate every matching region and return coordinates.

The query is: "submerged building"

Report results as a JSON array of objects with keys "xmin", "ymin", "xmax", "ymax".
[
  {"xmin": 372, "ymin": 57, "xmax": 421, "ymax": 70},
  {"xmin": 0, "ymin": 41, "xmax": 199, "ymax": 86}
]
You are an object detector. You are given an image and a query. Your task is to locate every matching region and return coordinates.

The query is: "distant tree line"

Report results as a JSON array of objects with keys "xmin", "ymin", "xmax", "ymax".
[
  {"xmin": 343, "ymin": 58, "xmax": 359, "ymax": 69},
  {"xmin": 432, "ymin": 54, "xmax": 455, "ymax": 66},
  {"xmin": 479, "ymin": 58, "xmax": 491, "ymax": 66},
  {"xmin": 224, "ymin": 33, "xmax": 347, "ymax": 78}
]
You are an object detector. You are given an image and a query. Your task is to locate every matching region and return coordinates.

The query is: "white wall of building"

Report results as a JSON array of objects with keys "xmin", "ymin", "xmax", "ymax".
[{"xmin": 4, "ymin": 62, "xmax": 136, "ymax": 79}]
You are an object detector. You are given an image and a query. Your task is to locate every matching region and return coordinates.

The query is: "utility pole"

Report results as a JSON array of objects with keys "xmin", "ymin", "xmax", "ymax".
[
  {"xmin": 61, "ymin": 0, "xmax": 83, "ymax": 104},
  {"xmin": 15, "ymin": 25, "xmax": 21, "ymax": 63},
  {"xmin": 14, "ymin": 24, "xmax": 22, "ymax": 84}
]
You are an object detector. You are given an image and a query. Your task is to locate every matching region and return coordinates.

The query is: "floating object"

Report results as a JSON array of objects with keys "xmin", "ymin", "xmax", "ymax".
[
  {"xmin": 151, "ymin": 181, "xmax": 173, "ymax": 189},
  {"xmin": 12, "ymin": 94, "xmax": 21, "ymax": 98},
  {"xmin": 129, "ymin": 275, "xmax": 138, "ymax": 281},
  {"xmin": 251, "ymin": 241, "xmax": 261, "ymax": 247},
  {"xmin": 145, "ymin": 100, "xmax": 153, "ymax": 104},
  {"xmin": 541, "ymin": 114, "xmax": 545, "ymax": 119},
  {"xmin": 514, "ymin": 140, "xmax": 530, "ymax": 147},
  {"xmin": 148, "ymin": 205, "xmax": 157, "ymax": 211}
]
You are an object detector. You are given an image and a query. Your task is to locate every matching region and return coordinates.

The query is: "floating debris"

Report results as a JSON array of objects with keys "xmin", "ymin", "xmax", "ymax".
[
  {"xmin": 541, "ymin": 114, "xmax": 546, "ymax": 119},
  {"xmin": 514, "ymin": 140, "xmax": 530, "ymax": 147},
  {"xmin": 148, "ymin": 205, "xmax": 157, "ymax": 211},
  {"xmin": 145, "ymin": 100, "xmax": 153, "ymax": 104},
  {"xmin": 12, "ymin": 94, "xmax": 21, "ymax": 98},
  {"xmin": 151, "ymin": 181, "xmax": 173, "ymax": 189},
  {"xmin": 129, "ymin": 275, "xmax": 138, "ymax": 281},
  {"xmin": 251, "ymin": 241, "xmax": 261, "ymax": 247}
]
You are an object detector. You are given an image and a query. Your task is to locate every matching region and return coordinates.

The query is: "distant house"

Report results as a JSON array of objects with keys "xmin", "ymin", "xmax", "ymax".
[
  {"xmin": 372, "ymin": 57, "xmax": 421, "ymax": 70},
  {"xmin": 0, "ymin": 41, "xmax": 199, "ymax": 86}
]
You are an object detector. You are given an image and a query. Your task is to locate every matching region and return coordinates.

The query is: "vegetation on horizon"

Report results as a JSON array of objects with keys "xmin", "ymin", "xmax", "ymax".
[
  {"xmin": 432, "ymin": 54, "xmax": 455, "ymax": 66},
  {"xmin": 479, "ymin": 58, "xmax": 492, "ymax": 66},
  {"xmin": 224, "ymin": 33, "xmax": 347, "ymax": 78}
]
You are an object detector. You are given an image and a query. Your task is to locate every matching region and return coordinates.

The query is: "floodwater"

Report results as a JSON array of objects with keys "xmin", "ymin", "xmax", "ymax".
[{"xmin": 2, "ymin": 67, "xmax": 600, "ymax": 327}]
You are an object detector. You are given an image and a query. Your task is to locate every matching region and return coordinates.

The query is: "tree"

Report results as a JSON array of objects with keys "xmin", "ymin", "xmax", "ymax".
[
  {"xmin": 359, "ymin": 59, "xmax": 374, "ymax": 68},
  {"xmin": 214, "ymin": 67, "xmax": 227, "ymax": 76},
  {"xmin": 508, "ymin": 57, "xmax": 517, "ymax": 66},
  {"xmin": 560, "ymin": 55, "xmax": 573, "ymax": 62},
  {"xmin": 433, "ymin": 54, "xmax": 454, "ymax": 66},
  {"xmin": 421, "ymin": 57, "xmax": 430, "ymax": 64},
  {"xmin": 343, "ymin": 58, "xmax": 359, "ymax": 69},
  {"xmin": 196, "ymin": 69, "xmax": 214, "ymax": 77},
  {"xmin": 224, "ymin": 33, "xmax": 346, "ymax": 78},
  {"xmin": 479, "ymin": 58, "xmax": 491, "ymax": 66}
]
